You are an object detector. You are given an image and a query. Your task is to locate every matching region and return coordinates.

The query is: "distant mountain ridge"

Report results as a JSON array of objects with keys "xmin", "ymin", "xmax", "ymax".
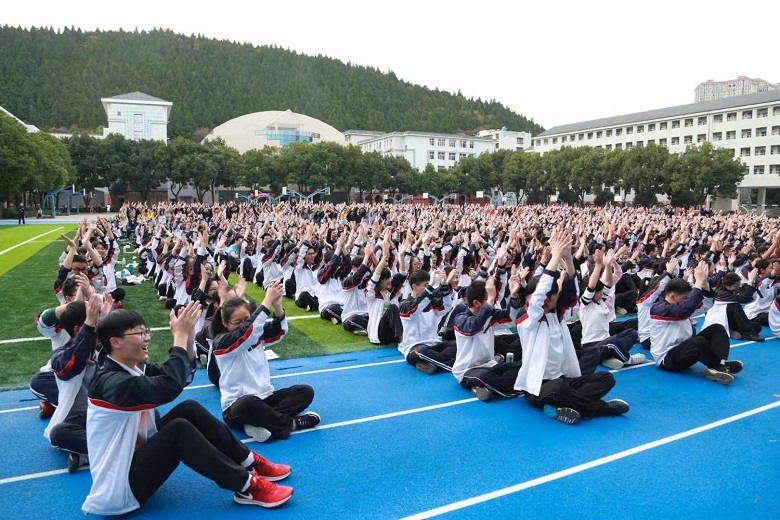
[{"xmin": 0, "ymin": 26, "xmax": 544, "ymax": 140}]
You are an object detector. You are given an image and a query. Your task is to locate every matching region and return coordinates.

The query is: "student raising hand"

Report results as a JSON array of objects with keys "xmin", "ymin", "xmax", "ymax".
[
  {"xmin": 84, "ymin": 294, "xmax": 102, "ymax": 328},
  {"xmin": 170, "ymin": 301, "xmax": 202, "ymax": 349}
]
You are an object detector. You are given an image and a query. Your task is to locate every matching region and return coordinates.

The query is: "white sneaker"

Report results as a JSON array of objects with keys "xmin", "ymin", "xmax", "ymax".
[
  {"xmin": 627, "ymin": 353, "xmax": 647, "ymax": 365},
  {"xmin": 330, "ymin": 317, "xmax": 339, "ymax": 325},
  {"xmin": 244, "ymin": 425, "xmax": 272, "ymax": 443},
  {"xmin": 602, "ymin": 358, "xmax": 625, "ymax": 370}
]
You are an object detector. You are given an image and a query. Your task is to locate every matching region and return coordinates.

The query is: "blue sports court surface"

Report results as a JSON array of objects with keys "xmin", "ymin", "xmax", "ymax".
[{"xmin": 0, "ymin": 328, "xmax": 778, "ymax": 519}]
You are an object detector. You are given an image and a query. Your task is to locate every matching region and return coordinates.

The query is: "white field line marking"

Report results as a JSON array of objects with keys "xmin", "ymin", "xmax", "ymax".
[
  {"xmin": 400, "ymin": 400, "xmax": 780, "ymax": 520},
  {"xmin": 0, "ymin": 466, "xmax": 88, "ymax": 486},
  {"xmin": 241, "ymin": 398, "xmax": 478, "ymax": 444},
  {"xmin": 0, "ymin": 315, "xmax": 321, "ymax": 345},
  {"xmin": 0, "ymin": 227, "xmax": 63, "ymax": 256},
  {"xmin": 0, "ymin": 406, "xmax": 37, "ymax": 414}
]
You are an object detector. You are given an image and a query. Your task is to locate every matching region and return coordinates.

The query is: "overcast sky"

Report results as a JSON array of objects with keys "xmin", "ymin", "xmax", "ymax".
[{"xmin": 4, "ymin": 0, "xmax": 779, "ymax": 131}]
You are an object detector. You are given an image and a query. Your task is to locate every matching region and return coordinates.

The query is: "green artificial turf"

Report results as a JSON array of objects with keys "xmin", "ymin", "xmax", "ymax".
[
  {"xmin": 0, "ymin": 224, "xmax": 77, "ymax": 276},
  {"xmin": 0, "ymin": 239, "xmax": 385, "ymax": 390}
]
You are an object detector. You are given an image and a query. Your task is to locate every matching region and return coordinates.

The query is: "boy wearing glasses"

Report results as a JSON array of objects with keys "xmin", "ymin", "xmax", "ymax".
[{"xmin": 82, "ymin": 302, "xmax": 294, "ymax": 515}]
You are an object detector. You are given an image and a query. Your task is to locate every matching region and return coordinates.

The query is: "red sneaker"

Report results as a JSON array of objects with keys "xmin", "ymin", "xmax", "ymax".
[
  {"xmin": 234, "ymin": 473, "xmax": 293, "ymax": 508},
  {"xmin": 251, "ymin": 451, "xmax": 291, "ymax": 481},
  {"xmin": 39, "ymin": 401, "xmax": 55, "ymax": 419}
]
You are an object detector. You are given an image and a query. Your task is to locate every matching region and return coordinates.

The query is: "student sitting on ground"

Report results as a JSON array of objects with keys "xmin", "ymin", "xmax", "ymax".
[
  {"xmin": 702, "ymin": 271, "xmax": 765, "ymax": 342},
  {"xmin": 637, "ymin": 257, "xmax": 678, "ymax": 350},
  {"xmin": 514, "ymin": 230, "xmax": 629, "ymax": 425},
  {"xmin": 341, "ymin": 242, "xmax": 373, "ymax": 336},
  {"xmin": 579, "ymin": 249, "xmax": 645, "ymax": 371},
  {"xmin": 82, "ymin": 302, "xmax": 294, "ymax": 515},
  {"xmin": 366, "ymin": 232, "xmax": 406, "ymax": 345},
  {"xmin": 399, "ymin": 268, "xmax": 458, "ymax": 375},
  {"xmin": 452, "ymin": 274, "xmax": 524, "ymax": 401},
  {"xmin": 293, "ymin": 224, "xmax": 321, "ymax": 311},
  {"xmin": 649, "ymin": 261, "xmax": 743, "ymax": 385},
  {"xmin": 213, "ymin": 283, "xmax": 320, "ymax": 443}
]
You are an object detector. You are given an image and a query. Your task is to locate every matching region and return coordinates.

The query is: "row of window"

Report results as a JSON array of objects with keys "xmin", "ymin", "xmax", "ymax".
[
  {"xmin": 751, "ymin": 165, "xmax": 780, "ymax": 175},
  {"xmin": 536, "ymin": 105, "xmax": 780, "ymax": 147},
  {"xmin": 428, "ymin": 138, "xmax": 475, "ymax": 148},
  {"xmin": 739, "ymin": 145, "xmax": 780, "ymax": 157},
  {"xmin": 427, "ymin": 151, "xmax": 476, "ymax": 161}
]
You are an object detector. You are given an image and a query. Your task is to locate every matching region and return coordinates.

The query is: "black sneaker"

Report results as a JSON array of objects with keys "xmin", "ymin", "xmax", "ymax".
[
  {"xmin": 743, "ymin": 334, "xmax": 765, "ymax": 343},
  {"xmin": 415, "ymin": 361, "xmax": 437, "ymax": 375},
  {"xmin": 543, "ymin": 405, "xmax": 581, "ymax": 425},
  {"xmin": 67, "ymin": 452, "xmax": 89, "ymax": 473},
  {"xmin": 605, "ymin": 399, "xmax": 630, "ymax": 416},
  {"xmin": 471, "ymin": 386, "xmax": 492, "ymax": 402},
  {"xmin": 292, "ymin": 412, "xmax": 321, "ymax": 431},
  {"xmin": 725, "ymin": 360, "xmax": 744, "ymax": 374}
]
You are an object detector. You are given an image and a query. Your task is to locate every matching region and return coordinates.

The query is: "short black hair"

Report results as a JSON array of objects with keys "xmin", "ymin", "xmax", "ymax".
[
  {"xmin": 665, "ymin": 278, "xmax": 692, "ymax": 296},
  {"xmin": 378, "ymin": 267, "xmax": 392, "ymax": 281},
  {"xmin": 61, "ymin": 278, "xmax": 79, "ymax": 299},
  {"xmin": 95, "ymin": 309, "xmax": 146, "ymax": 354},
  {"xmin": 409, "ymin": 270, "xmax": 431, "ymax": 287},
  {"xmin": 352, "ymin": 256, "xmax": 364, "ymax": 268},
  {"xmin": 60, "ymin": 301, "xmax": 86, "ymax": 337},
  {"xmin": 755, "ymin": 259, "xmax": 770, "ymax": 270},
  {"xmin": 72, "ymin": 255, "xmax": 89, "ymax": 265},
  {"xmin": 466, "ymin": 281, "xmax": 486, "ymax": 308}
]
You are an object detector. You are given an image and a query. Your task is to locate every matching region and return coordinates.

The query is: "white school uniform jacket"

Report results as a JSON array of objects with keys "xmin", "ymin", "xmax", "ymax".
[
  {"xmin": 342, "ymin": 264, "xmax": 371, "ymax": 320},
  {"xmin": 317, "ymin": 254, "xmax": 346, "ymax": 310},
  {"xmin": 366, "ymin": 273, "xmax": 404, "ymax": 344},
  {"xmin": 637, "ymin": 271, "xmax": 673, "ymax": 343},
  {"xmin": 648, "ymin": 288, "xmax": 704, "ymax": 365},
  {"xmin": 745, "ymin": 276, "xmax": 778, "ymax": 319},
  {"xmin": 579, "ymin": 285, "xmax": 613, "ymax": 345},
  {"xmin": 213, "ymin": 305, "xmax": 288, "ymax": 410},
  {"xmin": 294, "ymin": 243, "xmax": 320, "ymax": 300},
  {"xmin": 451, "ymin": 299, "xmax": 522, "ymax": 383},
  {"xmin": 83, "ymin": 350, "xmax": 194, "ymax": 516},
  {"xmin": 768, "ymin": 297, "xmax": 780, "ymax": 338},
  {"xmin": 398, "ymin": 284, "xmax": 453, "ymax": 357},
  {"xmin": 514, "ymin": 270, "xmax": 581, "ymax": 396},
  {"xmin": 702, "ymin": 299, "xmax": 731, "ymax": 337},
  {"xmin": 101, "ymin": 239, "xmax": 120, "ymax": 292}
]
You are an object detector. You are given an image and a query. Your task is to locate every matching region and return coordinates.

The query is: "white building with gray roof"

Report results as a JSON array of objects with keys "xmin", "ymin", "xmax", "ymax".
[
  {"xmin": 101, "ymin": 91, "xmax": 172, "ymax": 143},
  {"xmin": 532, "ymin": 90, "xmax": 780, "ymax": 211}
]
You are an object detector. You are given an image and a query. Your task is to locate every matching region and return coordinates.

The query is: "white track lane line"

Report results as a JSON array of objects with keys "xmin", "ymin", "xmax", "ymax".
[
  {"xmin": 0, "ymin": 466, "xmax": 87, "ymax": 485},
  {"xmin": 0, "ymin": 227, "xmax": 63, "ymax": 256},
  {"xmin": 400, "ymin": 400, "xmax": 780, "ymax": 520}
]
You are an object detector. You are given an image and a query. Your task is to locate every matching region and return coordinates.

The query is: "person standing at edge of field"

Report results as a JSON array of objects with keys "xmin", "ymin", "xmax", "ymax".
[
  {"xmin": 82, "ymin": 301, "xmax": 294, "ymax": 515},
  {"xmin": 18, "ymin": 204, "xmax": 26, "ymax": 225}
]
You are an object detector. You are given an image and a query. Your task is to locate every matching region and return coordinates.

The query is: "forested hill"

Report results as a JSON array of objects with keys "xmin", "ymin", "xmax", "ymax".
[{"xmin": 0, "ymin": 26, "xmax": 544, "ymax": 140}]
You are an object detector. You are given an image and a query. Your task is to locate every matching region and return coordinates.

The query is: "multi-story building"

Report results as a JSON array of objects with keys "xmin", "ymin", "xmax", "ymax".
[
  {"xmin": 477, "ymin": 128, "xmax": 532, "ymax": 151},
  {"xmin": 532, "ymin": 90, "xmax": 780, "ymax": 211},
  {"xmin": 695, "ymin": 77, "xmax": 778, "ymax": 103},
  {"xmin": 100, "ymin": 91, "xmax": 172, "ymax": 143},
  {"xmin": 357, "ymin": 131, "xmax": 495, "ymax": 170}
]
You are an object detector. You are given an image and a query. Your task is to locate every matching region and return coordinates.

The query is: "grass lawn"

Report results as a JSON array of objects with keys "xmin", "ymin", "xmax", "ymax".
[
  {"xmin": 0, "ymin": 238, "xmax": 385, "ymax": 390},
  {"xmin": 0, "ymin": 224, "xmax": 77, "ymax": 276}
]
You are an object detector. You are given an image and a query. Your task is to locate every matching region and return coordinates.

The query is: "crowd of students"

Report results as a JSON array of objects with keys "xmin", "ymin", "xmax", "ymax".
[{"xmin": 30, "ymin": 199, "xmax": 780, "ymax": 514}]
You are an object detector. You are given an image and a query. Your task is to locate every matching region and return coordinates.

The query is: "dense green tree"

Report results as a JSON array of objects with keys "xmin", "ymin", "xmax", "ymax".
[
  {"xmin": 0, "ymin": 113, "xmax": 36, "ymax": 201},
  {"xmin": 621, "ymin": 143, "xmax": 670, "ymax": 207},
  {"xmin": 666, "ymin": 143, "xmax": 745, "ymax": 206}
]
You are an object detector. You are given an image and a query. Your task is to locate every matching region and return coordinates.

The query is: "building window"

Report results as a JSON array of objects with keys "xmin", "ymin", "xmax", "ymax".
[
  {"xmin": 449, "ymin": 152, "xmax": 456, "ymax": 160},
  {"xmin": 517, "ymin": 137, "xmax": 524, "ymax": 145},
  {"xmin": 774, "ymin": 107, "xmax": 780, "ymax": 116},
  {"xmin": 698, "ymin": 116, "xmax": 707, "ymax": 125},
  {"xmin": 596, "ymin": 130, "xmax": 603, "ymax": 138},
  {"xmin": 742, "ymin": 129, "xmax": 752, "ymax": 138},
  {"xmin": 659, "ymin": 138, "xmax": 667, "ymax": 146},
  {"xmin": 713, "ymin": 132, "xmax": 722, "ymax": 141},
  {"xmin": 615, "ymin": 128, "xmax": 622, "ymax": 136},
  {"xmin": 684, "ymin": 118, "xmax": 693, "ymax": 127},
  {"xmin": 713, "ymin": 114, "xmax": 723, "ymax": 123},
  {"xmin": 606, "ymin": 144, "xmax": 612, "ymax": 150},
  {"xmin": 429, "ymin": 138, "xmax": 435, "ymax": 146},
  {"xmin": 771, "ymin": 145, "xmax": 780, "ymax": 155},
  {"xmin": 469, "ymin": 141, "xmax": 474, "ymax": 148},
  {"xmin": 684, "ymin": 136, "xmax": 693, "ymax": 144},
  {"xmin": 754, "ymin": 165, "xmax": 765, "ymax": 175},
  {"xmin": 570, "ymin": 134, "xmax": 576, "ymax": 141},
  {"xmin": 771, "ymin": 165, "xmax": 780, "ymax": 175},
  {"xmin": 626, "ymin": 142, "xmax": 633, "ymax": 149},
  {"xmin": 727, "ymin": 112, "xmax": 737, "ymax": 122},
  {"xmin": 449, "ymin": 139, "xmax": 456, "ymax": 147},
  {"xmin": 637, "ymin": 125, "xmax": 644, "ymax": 133},
  {"xmin": 697, "ymin": 134, "xmax": 706, "ymax": 143},
  {"xmin": 740, "ymin": 147, "xmax": 751, "ymax": 157},
  {"xmin": 435, "ymin": 138, "xmax": 444, "ymax": 146},
  {"xmin": 544, "ymin": 138, "xmax": 549, "ymax": 145},
  {"xmin": 615, "ymin": 143, "xmax": 622, "ymax": 149},
  {"xmin": 757, "ymin": 108, "xmax": 768, "ymax": 118},
  {"xmin": 553, "ymin": 137, "xmax": 558, "ymax": 144},
  {"xmin": 460, "ymin": 140, "xmax": 467, "ymax": 148},
  {"xmin": 756, "ymin": 146, "xmax": 766, "ymax": 156},
  {"xmin": 672, "ymin": 120, "xmax": 681, "ymax": 129},
  {"xmin": 587, "ymin": 132, "xmax": 593, "ymax": 139},
  {"xmin": 773, "ymin": 126, "xmax": 780, "ymax": 135},
  {"xmin": 648, "ymin": 123, "xmax": 656, "ymax": 131},
  {"xmin": 660, "ymin": 122, "xmax": 668, "ymax": 130},
  {"xmin": 742, "ymin": 110, "xmax": 753, "ymax": 119},
  {"xmin": 626, "ymin": 127, "xmax": 633, "ymax": 134},
  {"xmin": 606, "ymin": 129, "xmax": 612, "ymax": 137},
  {"xmin": 428, "ymin": 151, "xmax": 435, "ymax": 159},
  {"xmin": 757, "ymin": 127, "xmax": 767, "ymax": 137},
  {"xmin": 459, "ymin": 153, "xmax": 467, "ymax": 159},
  {"xmin": 671, "ymin": 137, "xmax": 680, "ymax": 145},
  {"xmin": 437, "ymin": 151, "xmax": 445, "ymax": 160},
  {"xmin": 578, "ymin": 134, "xmax": 584, "ymax": 141},
  {"xmin": 648, "ymin": 139, "xmax": 655, "ymax": 145},
  {"xmin": 636, "ymin": 141, "xmax": 644, "ymax": 147}
]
